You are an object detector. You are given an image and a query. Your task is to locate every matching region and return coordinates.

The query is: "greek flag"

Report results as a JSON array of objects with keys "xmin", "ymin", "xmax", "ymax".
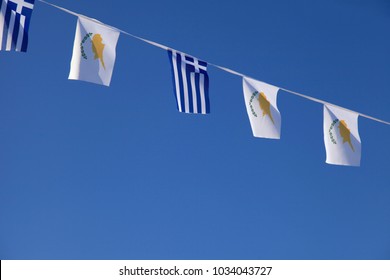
[
  {"xmin": 168, "ymin": 50, "xmax": 210, "ymax": 114},
  {"xmin": 0, "ymin": 0, "xmax": 35, "ymax": 52}
]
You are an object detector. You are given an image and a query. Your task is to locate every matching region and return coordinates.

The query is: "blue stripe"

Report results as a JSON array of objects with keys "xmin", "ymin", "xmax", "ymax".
[
  {"xmin": 176, "ymin": 52, "xmax": 185, "ymax": 112},
  {"xmin": 203, "ymin": 72, "xmax": 210, "ymax": 113},
  {"xmin": 185, "ymin": 64, "xmax": 194, "ymax": 113},
  {"xmin": 21, "ymin": 3, "xmax": 34, "ymax": 52},
  {"xmin": 199, "ymin": 62, "xmax": 210, "ymax": 113},
  {"xmin": 167, "ymin": 50, "xmax": 179, "ymax": 111},
  {"xmin": 21, "ymin": 15, "xmax": 29, "ymax": 52},
  {"xmin": 11, "ymin": 12, "xmax": 21, "ymax": 51},
  {"xmin": 195, "ymin": 73, "xmax": 202, "ymax": 113}
]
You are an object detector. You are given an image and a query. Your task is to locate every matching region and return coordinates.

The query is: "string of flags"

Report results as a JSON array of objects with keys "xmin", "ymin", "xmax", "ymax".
[{"xmin": 1, "ymin": 0, "xmax": 389, "ymax": 167}]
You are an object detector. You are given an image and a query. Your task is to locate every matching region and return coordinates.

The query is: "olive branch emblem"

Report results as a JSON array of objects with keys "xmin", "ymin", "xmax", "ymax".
[
  {"xmin": 328, "ymin": 119, "xmax": 339, "ymax": 144},
  {"xmin": 249, "ymin": 91, "xmax": 258, "ymax": 117}
]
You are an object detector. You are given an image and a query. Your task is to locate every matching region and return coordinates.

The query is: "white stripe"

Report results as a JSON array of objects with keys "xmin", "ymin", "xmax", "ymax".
[
  {"xmin": 171, "ymin": 52, "xmax": 182, "ymax": 112},
  {"xmin": 190, "ymin": 73, "xmax": 197, "ymax": 114},
  {"xmin": 180, "ymin": 53, "xmax": 189, "ymax": 113},
  {"xmin": 6, "ymin": 10, "xmax": 15, "ymax": 50},
  {"xmin": 199, "ymin": 74, "xmax": 206, "ymax": 114},
  {"xmin": 15, "ymin": 14, "xmax": 25, "ymax": 51},
  {"xmin": 0, "ymin": 1, "xmax": 7, "ymax": 48}
]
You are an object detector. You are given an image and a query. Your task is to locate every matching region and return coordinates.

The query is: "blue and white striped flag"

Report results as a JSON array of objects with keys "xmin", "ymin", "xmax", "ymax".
[
  {"xmin": 0, "ymin": 0, "xmax": 35, "ymax": 52},
  {"xmin": 168, "ymin": 50, "xmax": 210, "ymax": 114}
]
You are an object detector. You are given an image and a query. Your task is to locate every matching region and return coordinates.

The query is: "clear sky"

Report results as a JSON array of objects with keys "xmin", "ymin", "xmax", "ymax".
[{"xmin": 0, "ymin": 0, "xmax": 389, "ymax": 260}]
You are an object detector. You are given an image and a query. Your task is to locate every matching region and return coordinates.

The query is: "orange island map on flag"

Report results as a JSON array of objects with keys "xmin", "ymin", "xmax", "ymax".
[
  {"xmin": 91, "ymin": 34, "xmax": 106, "ymax": 69},
  {"xmin": 69, "ymin": 17, "xmax": 120, "ymax": 86}
]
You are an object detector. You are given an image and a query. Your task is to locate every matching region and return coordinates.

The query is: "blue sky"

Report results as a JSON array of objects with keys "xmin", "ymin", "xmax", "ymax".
[{"xmin": 0, "ymin": 0, "xmax": 389, "ymax": 260}]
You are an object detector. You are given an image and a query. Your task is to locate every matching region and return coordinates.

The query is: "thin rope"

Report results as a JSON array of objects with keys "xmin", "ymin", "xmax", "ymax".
[
  {"xmin": 38, "ymin": 0, "xmax": 390, "ymax": 126},
  {"xmin": 210, "ymin": 63, "xmax": 390, "ymax": 125}
]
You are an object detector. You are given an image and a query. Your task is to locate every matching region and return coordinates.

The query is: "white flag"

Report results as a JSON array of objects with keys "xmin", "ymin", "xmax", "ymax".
[
  {"xmin": 69, "ymin": 17, "xmax": 120, "ymax": 86},
  {"xmin": 242, "ymin": 77, "xmax": 281, "ymax": 139},
  {"xmin": 323, "ymin": 104, "xmax": 361, "ymax": 166}
]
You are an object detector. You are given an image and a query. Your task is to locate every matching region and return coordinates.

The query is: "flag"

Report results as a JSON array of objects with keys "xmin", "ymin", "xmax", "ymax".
[
  {"xmin": 242, "ymin": 77, "xmax": 281, "ymax": 139},
  {"xmin": 323, "ymin": 104, "xmax": 361, "ymax": 166},
  {"xmin": 69, "ymin": 17, "xmax": 120, "ymax": 86},
  {"xmin": 167, "ymin": 50, "xmax": 210, "ymax": 114},
  {"xmin": 0, "ymin": 0, "xmax": 35, "ymax": 52}
]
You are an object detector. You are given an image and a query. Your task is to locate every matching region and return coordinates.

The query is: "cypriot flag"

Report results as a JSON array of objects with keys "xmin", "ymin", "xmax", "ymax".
[
  {"xmin": 69, "ymin": 17, "xmax": 120, "ymax": 86},
  {"xmin": 323, "ymin": 104, "xmax": 361, "ymax": 166},
  {"xmin": 242, "ymin": 77, "xmax": 281, "ymax": 139}
]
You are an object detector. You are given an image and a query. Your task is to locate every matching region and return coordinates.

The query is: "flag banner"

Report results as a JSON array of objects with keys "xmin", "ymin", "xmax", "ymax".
[
  {"xmin": 167, "ymin": 50, "xmax": 210, "ymax": 114},
  {"xmin": 0, "ymin": 0, "xmax": 35, "ymax": 52},
  {"xmin": 69, "ymin": 17, "xmax": 120, "ymax": 86},
  {"xmin": 323, "ymin": 104, "xmax": 361, "ymax": 166},
  {"xmin": 242, "ymin": 77, "xmax": 281, "ymax": 139}
]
